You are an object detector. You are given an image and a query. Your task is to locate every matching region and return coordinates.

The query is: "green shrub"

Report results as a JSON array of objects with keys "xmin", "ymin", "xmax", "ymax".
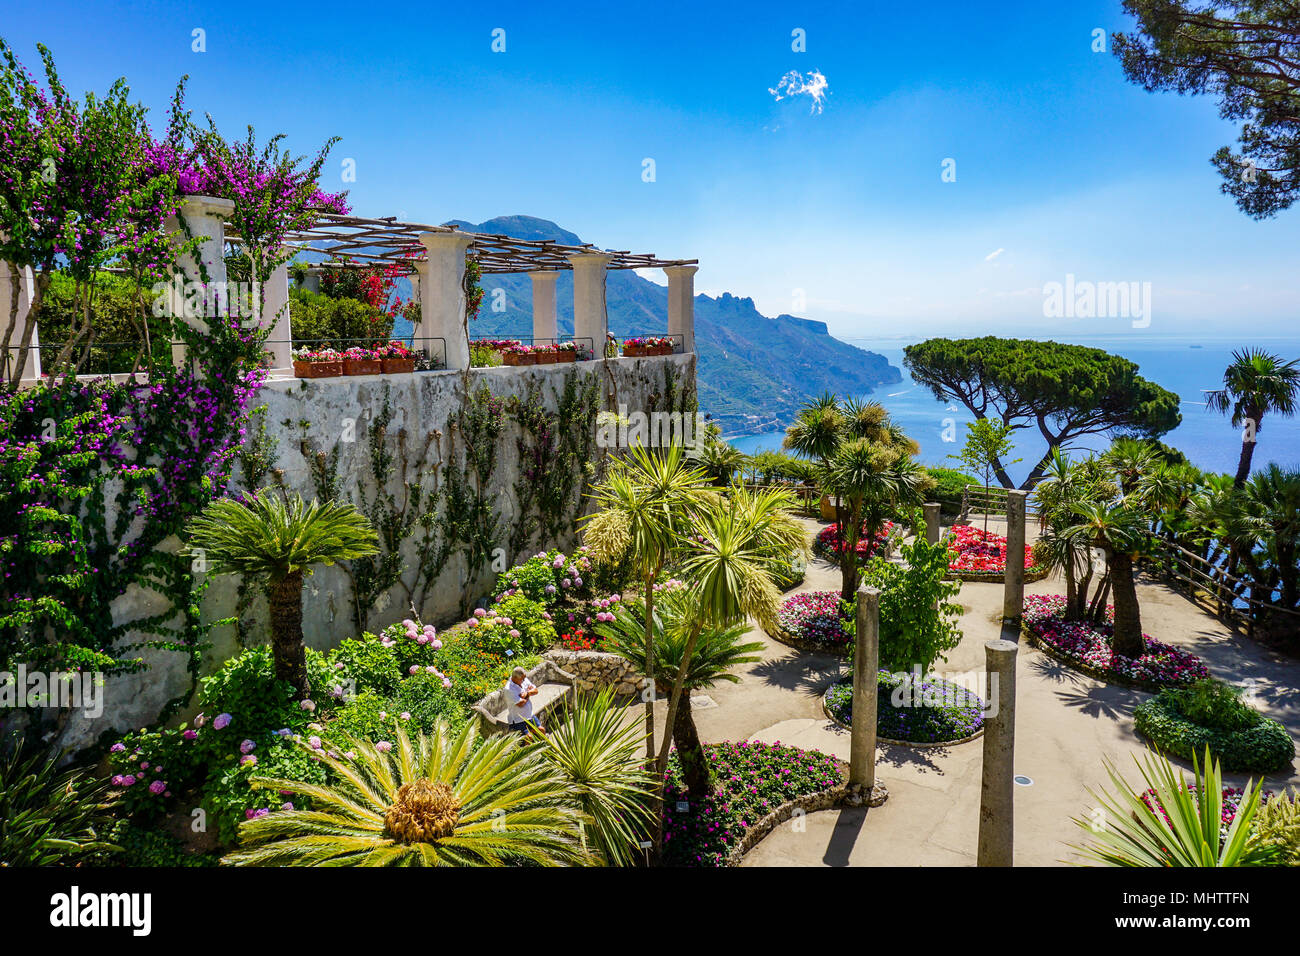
[
  {"xmin": 1134, "ymin": 690, "xmax": 1295, "ymax": 773},
  {"xmin": 203, "ymin": 733, "xmax": 329, "ymax": 844},
  {"xmin": 770, "ymin": 552, "xmax": 807, "ymax": 590},
  {"xmin": 394, "ymin": 672, "xmax": 467, "ymax": 734},
  {"xmin": 326, "ymin": 689, "xmax": 403, "ymax": 741},
  {"xmin": 330, "ymin": 635, "xmax": 403, "ymax": 698},
  {"xmin": 925, "ymin": 466, "xmax": 979, "ymax": 517},
  {"xmin": 491, "ymin": 594, "xmax": 556, "ymax": 650},
  {"xmin": 1, "ymin": 741, "xmax": 117, "ymax": 866},
  {"xmin": 1168, "ymin": 679, "xmax": 1258, "ymax": 732},
  {"xmin": 105, "ymin": 820, "xmax": 216, "ymax": 868},
  {"xmin": 1254, "ymin": 791, "xmax": 1300, "ymax": 865},
  {"xmin": 289, "ymin": 287, "xmax": 393, "ymax": 348}
]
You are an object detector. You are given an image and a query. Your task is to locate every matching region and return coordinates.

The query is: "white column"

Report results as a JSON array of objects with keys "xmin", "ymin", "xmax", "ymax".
[
  {"xmin": 417, "ymin": 232, "xmax": 475, "ymax": 371},
  {"xmin": 664, "ymin": 264, "xmax": 698, "ymax": 354},
  {"xmin": 568, "ymin": 253, "xmax": 612, "ymax": 357},
  {"xmin": 529, "ymin": 271, "xmax": 559, "ymax": 344},
  {"xmin": 0, "ymin": 260, "xmax": 41, "ymax": 385},
  {"xmin": 262, "ymin": 257, "xmax": 292, "ymax": 374},
  {"xmin": 167, "ymin": 195, "xmax": 235, "ymax": 368}
]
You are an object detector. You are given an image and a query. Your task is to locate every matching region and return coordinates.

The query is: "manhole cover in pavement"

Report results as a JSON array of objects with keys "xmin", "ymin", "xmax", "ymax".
[{"xmin": 1014, "ymin": 775, "xmax": 1034, "ymax": 786}]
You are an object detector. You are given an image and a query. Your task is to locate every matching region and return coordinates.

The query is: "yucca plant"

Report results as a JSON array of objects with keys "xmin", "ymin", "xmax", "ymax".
[
  {"xmin": 536, "ymin": 688, "xmax": 656, "ymax": 865},
  {"xmin": 1070, "ymin": 746, "xmax": 1272, "ymax": 867},
  {"xmin": 223, "ymin": 721, "xmax": 591, "ymax": 867},
  {"xmin": 185, "ymin": 491, "xmax": 379, "ymax": 695},
  {"xmin": 0, "ymin": 740, "xmax": 117, "ymax": 866}
]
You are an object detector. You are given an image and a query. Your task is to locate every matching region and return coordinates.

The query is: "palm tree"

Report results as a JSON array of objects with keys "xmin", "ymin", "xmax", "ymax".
[
  {"xmin": 821, "ymin": 439, "xmax": 925, "ymax": 599},
  {"xmin": 1205, "ymin": 348, "xmax": 1300, "ymax": 487},
  {"xmin": 1070, "ymin": 747, "xmax": 1272, "ymax": 867},
  {"xmin": 186, "ymin": 492, "xmax": 379, "ymax": 696},
  {"xmin": 784, "ymin": 394, "xmax": 843, "ymax": 520},
  {"xmin": 1067, "ymin": 500, "xmax": 1148, "ymax": 658},
  {"xmin": 581, "ymin": 443, "xmax": 711, "ymax": 760},
  {"xmin": 655, "ymin": 485, "xmax": 804, "ymax": 784},
  {"xmin": 694, "ymin": 437, "xmax": 748, "ymax": 486},
  {"xmin": 596, "ymin": 586, "xmax": 763, "ymax": 796},
  {"xmin": 223, "ymin": 722, "xmax": 590, "ymax": 866},
  {"xmin": 536, "ymin": 688, "xmax": 657, "ymax": 866}
]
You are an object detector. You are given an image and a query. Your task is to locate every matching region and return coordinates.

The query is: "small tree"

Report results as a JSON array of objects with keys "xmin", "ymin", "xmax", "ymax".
[
  {"xmin": 185, "ymin": 492, "xmax": 379, "ymax": 697},
  {"xmin": 949, "ymin": 419, "xmax": 1020, "ymax": 533}
]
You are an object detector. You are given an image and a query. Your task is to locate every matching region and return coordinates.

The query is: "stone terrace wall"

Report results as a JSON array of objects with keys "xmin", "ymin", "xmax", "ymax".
[
  {"xmin": 544, "ymin": 649, "xmax": 649, "ymax": 697},
  {"xmin": 64, "ymin": 354, "xmax": 695, "ymax": 752}
]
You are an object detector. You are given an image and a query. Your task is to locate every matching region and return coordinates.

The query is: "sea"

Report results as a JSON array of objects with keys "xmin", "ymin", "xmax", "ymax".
[{"xmin": 727, "ymin": 335, "xmax": 1300, "ymax": 485}]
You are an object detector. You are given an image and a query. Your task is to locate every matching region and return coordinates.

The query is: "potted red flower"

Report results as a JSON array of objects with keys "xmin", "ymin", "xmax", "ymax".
[
  {"xmin": 378, "ymin": 342, "xmax": 416, "ymax": 374},
  {"xmin": 622, "ymin": 337, "xmax": 648, "ymax": 357},
  {"xmin": 291, "ymin": 347, "xmax": 344, "ymax": 378},
  {"xmin": 503, "ymin": 345, "xmax": 536, "ymax": 366},
  {"xmin": 342, "ymin": 346, "xmax": 382, "ymax": 375},
  {"xmin": 555, "ymin": 341, "xmax": 578, "ymax": 363}
]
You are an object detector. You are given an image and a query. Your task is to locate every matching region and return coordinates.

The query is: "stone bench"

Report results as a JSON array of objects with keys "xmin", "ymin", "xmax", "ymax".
[{"xmin": 471, "ymin": 659, "xmax": 576, "ymax": 735}]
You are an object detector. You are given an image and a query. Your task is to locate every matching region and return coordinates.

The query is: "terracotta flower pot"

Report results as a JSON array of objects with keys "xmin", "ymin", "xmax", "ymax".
[
  {"xmin": 381, "ymin": 357, "xmax": 416, "ymax": 374},
  {"xmin": 623, "ymin": 344, "xmax": 646, "ymax": 357},
  {"xmin": 503, "ymin": 352, "xmax": 534, "ymax": 366},
  {"xmin": 344, "ymin": 358, "xmax": 382, "ymax": 375},
  {"xmin": 535, "ymin": 350, "xmax": 557, "ymax": 364},
  {"xmin": 556, "ymin": 351, "xmax": 577, "ymax": 363},
  {"xmin": 294, "ymin": 360, "xmax": 343, "ymax": 378}
]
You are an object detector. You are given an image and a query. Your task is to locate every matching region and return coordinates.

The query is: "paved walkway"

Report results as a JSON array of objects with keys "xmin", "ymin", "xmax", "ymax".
[{"xmin": 637, "ymin": 515, "xmax": 1300, "ymax": 866}]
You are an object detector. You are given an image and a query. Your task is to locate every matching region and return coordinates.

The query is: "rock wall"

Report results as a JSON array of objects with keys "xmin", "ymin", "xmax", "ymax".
[
  {"xmin": 61, "ymin": 354, "xmax": 695, "ymax": 753},
  {"xmin": 544, "ymin": 649, "xmax": 650, "ymax": 697}
]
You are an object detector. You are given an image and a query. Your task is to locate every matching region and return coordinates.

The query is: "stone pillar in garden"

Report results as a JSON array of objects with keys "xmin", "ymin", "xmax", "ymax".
[
  {"xmin": 0, "ymin": 260, "xmax": 41, "ymax": 386},
  {"xmin": 167, "ymin": 195, "xmax": 236, "ymax": 369},
  {"xmin": 978, "ymin": 638, "xmax": 1018, "ymax": 866},
  {"xmin": 1002, "ymin": 489, "xmax": 1028, "ymax": 623},
  {"xmin": 529, "ymin": 270, "xmax": 559, "ymax": 345},
  {"xmin": 417, "ymin": 231, "xmax": 476, "ymax": 371},
  {"xmin": 568, "ymin": 253, "xmax": 612, "ymax": 357},
  {"xmin": 849, "ymin": 584, "xmax": 880, "ymax": 794},
  {"xmin": 924, "ymin": 501, "xmax": 941, "ymax": 544},
  {"xmin": 663, "ymin": 263, "xmax": 698, "ymax": 354},
  {"xmin": 261, "ymin": 256, "xmax": 293, "ymax": 374}
]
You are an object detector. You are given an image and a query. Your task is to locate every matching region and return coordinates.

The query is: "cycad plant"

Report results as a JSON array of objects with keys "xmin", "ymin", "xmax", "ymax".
[
  {"xmin": 0, "ymin": 740, "xmax": 117, "ymax": 866},
  {"xmin": 1066, "ymin": 500, "xmax": 1148, "ymax": 658},
  {"xmin": 596, "ymin": 586, "xmax": 763, "ymax": 796},
  {"xmin": 223, "ymin": 722, "xmax": 590, "ymax": 867},
  {"xmin": 186, "ymin": 492, "xmax": 379, "ymax": 696},
  {"xmin": 582, "ymin": 443, "xmax": 712, "ymax": 760},
  {"xmin": 1070, "ymin": 747, "xmax": 1273, "ymax": 867},
  {"xmin": 537, "ymin": 688, "xmax": 657, "ymax": 865}
]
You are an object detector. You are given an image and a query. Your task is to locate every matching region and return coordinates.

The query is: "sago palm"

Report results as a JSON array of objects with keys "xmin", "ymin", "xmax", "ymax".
[
  {"xmin": 1070, "ymin": 746, "xmax": 1272, "ymax": 867},
  {"xmin": 1205, "ymin": 348, "xmax": 1300, "ymax": 487},
  {"xmin": 223, "ymin": 722, "xmax": 590, "ymax": 867},
  {"xmin": 596, "ymin": 586, "xmax": 763, "ymax": 796},
  {"xmin": 581, "ymin": 443, "xmax": 711, "ymax": 760},
  {"xmin": 536, "ymin": 688, "xmax": 657, "ymax": 866},
  {"xmin": 186, "ymin": 491, "xmax": 379, "ymax": 695}
]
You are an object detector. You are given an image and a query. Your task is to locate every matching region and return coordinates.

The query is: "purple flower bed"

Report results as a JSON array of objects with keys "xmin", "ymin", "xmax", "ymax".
[
  {"xmin": 1022, "ymin": 594, "xmax": 1209, "ymax": 688},
  {"xmin": 825, "ymin": 672, "xmax": 985, "ymax": 743},
  {"xmin": 775, "ymin": 590, "xmax": 851, "ymax": 647},
  {"xmin": 660, "ymin": 741, "xmax": 843, "ymax": 866}
]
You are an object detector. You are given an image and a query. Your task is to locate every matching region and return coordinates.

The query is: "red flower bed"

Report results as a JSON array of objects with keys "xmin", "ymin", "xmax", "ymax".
[
  {"xmin": 1022, "ymin": 594, "xmax": 1209, "ymax": 688},
  {"xmin": 812, "ymin": 520, "xmax": 894, "ymax": 564},
  {"xmin": 947, "ymin": 524, "xmax": 1035, "ymax": 575}
]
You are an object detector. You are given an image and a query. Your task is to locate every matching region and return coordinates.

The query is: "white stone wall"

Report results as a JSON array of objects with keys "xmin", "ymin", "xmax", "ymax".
[{"xmin": 57, "ymin": 354, "xmax": 695, "ymax": 752}]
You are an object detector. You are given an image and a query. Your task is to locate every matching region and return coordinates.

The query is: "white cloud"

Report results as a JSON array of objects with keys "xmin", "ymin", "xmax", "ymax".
[{"xmin": 769, "ymin": 70, "xmax": 830, "ymax": 115}]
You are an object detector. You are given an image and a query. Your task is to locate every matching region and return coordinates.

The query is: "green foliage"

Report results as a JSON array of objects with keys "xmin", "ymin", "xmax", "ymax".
[
  {"xmin": 948, "ymin": 418, "xmax": 1020, "ymax": 496},
  {"xmin": 1253, "ymin": 790, "xmax": 1300, "ymax": 866},
  {"xmin": 904, "ymin": 337, "xmax": 1181, "ymax": 485},
  {"xmin": 1072, "ymin": 746, "xmax": 1272, "ymax": 867},
  {"xmin": 203, "ymin": 734, "xmax": 329, "ymax": 844},
  {"xmin": 331, "ymin": 636, "xmax": 403, "ymax": 698},
  {"xmin": 491, "ymin": 594, "xmax": 557, "ymax": 651},
  {"xmin": 289, "ymin": 287, "xmax": 393, "ymax": 349},
  {"xmin": 1134, "ymin": 685, "xmax": 1295, "ymax": 774},
  {"xmin": 852, "ymin": 537, "xmax": 963, "ymax": 674},
  {"xmin": 36, "ymin": 270, "xmax": 172, "ymax": 373},
  {"xmin": 104, "ymin": 819, "xmax": 216, "ymax": 867},
  {"xmin": 925, "ymin": 466, "xmax": 979, "ymax": 517},
  {"xmin": 0, "ymin": 741, "xmax": 117, "ymax": 866}
]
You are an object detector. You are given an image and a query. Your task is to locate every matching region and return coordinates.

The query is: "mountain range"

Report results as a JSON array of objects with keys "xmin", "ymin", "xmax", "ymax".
[{"xmin": 438, "ymin": 216, "xmax": 903, "ymax": 434}]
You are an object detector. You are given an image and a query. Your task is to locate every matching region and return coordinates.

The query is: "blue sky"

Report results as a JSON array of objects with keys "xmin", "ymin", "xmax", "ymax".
[{"xmin": 4, "ymin": 0, "xmax": 1298, "ymax": 339}]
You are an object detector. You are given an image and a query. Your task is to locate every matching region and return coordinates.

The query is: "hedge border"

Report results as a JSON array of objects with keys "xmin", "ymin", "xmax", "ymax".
[
  {"xmin": 1133, "ymin": 694, "xmax": 1296, "ymax": 775},
  {"xmin": 945, "ymin": 565, "xmax": 1050, "ymax": 584},
  {"xmin": 820, "ymin": 677, "xmax": 985, "ymax": 748}
]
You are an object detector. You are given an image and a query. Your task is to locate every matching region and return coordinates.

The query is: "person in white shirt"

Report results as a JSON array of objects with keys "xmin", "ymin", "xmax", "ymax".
[{"xmin": 505, "ymin": 667, "xmax": 543, "ymax": 735}]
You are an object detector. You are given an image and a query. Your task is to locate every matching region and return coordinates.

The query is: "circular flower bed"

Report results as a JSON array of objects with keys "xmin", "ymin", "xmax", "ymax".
[
  {"xmin": 824, "ymin": 672, "xmax": 985, "ymax": 745},
  {"xmin": 772, "ymin": 590, "xmax": 852, "ymax": 652},
  {"xmin": 660, "ymin": 741, "xmax": 844, "ymax": 867},
  {"xmin": 1134, "ymin": 690, "xmax": 1295, "ymax": 774},
  {"xmin": 1022, "ymin": 594, "xmax": 1209, "ymax": 689},
  {"xmin": 945, "ymin": 524, "xmax": 1042, "ymax": 581},
  {"xmin": 812, "ymin": 520, "xmax": 894, "ymax": 565}
]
